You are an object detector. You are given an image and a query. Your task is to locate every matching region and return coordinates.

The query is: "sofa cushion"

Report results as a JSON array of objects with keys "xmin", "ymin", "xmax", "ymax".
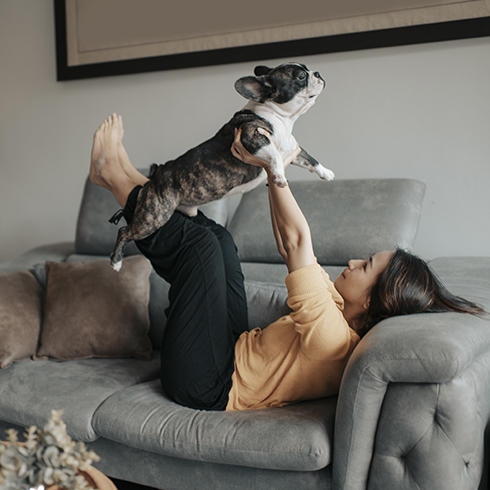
[
  {"xmin": 0, "ymin": 270, "xmax": 43, "ymax": 368},
  {"xmin": 36, "ymin": 256, "xmax": 153, "ymax": 361},
  {"xmin": 244, "ymin": 280, "xmax": 290, "ymax": 329},
  {"xmin": 0, "ymin": 354, "xmax": 161, "ymax": 441},
  {"xmin": 228, "ymin": 179, "xmax": 426, "ymax": 265},
  {"xmin": 92, "ymin": 379, "xmax": 336, "ymax": 471}
]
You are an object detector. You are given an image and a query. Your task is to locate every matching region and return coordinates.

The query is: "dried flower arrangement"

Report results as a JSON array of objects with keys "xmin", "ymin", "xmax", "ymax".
[{"xmin": 0, "ymin": 410, "xmax": 100, "ymax": 490}]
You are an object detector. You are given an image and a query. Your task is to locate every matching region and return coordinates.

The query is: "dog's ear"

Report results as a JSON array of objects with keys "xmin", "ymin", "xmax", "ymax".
[
  {"xmin": 235, "ymin": 76, "xmax": 273, "ymax": 103},
  {"xmin": 254, "ymin": 65, "xmax": 272, "ymax": 77}
]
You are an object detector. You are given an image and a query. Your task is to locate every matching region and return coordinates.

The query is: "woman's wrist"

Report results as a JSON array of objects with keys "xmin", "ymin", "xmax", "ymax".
[{"xmin": 264, "ymin": 166, "xmax": 274, "ymax": 181}]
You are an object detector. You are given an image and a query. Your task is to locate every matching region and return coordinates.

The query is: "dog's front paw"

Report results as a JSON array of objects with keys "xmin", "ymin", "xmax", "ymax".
[
  {"xmin": 272, "ymin": 174, "xmax": 288, "ymax": 188},
  {"xmin": 315, "ymin": 165, "xmax": 335, "ymax": 181}
]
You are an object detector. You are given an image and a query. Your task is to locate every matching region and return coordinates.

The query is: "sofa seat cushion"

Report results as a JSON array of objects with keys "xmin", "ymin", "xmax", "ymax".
[
  {"xmin": 92, "ymin": 379, "xmax": 336, "ymax": 472},
  {"xmin": 0, "ymin": 353, "xmax": 160, "ymax": 441}
]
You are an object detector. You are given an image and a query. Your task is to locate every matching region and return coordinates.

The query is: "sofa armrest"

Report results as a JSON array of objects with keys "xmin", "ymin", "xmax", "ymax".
[
  {"xmin": 0, "ymin": 242, "xmax": 75, "ymax": 275},
  {"xmin": 333, "ymin": 311, "xmax": 490, "ymax": 490}
]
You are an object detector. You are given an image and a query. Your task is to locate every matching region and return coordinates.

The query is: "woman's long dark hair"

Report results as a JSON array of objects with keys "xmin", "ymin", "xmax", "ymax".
[{"xmin": 357, "ymin": 248, "xmax": 485, "ymax": 337}]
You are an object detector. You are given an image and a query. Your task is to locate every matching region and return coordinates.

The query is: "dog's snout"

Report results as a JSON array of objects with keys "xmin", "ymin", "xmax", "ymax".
[{"xmin": 312, "ymin": 71, "xmax": 325, "ymax": 86}]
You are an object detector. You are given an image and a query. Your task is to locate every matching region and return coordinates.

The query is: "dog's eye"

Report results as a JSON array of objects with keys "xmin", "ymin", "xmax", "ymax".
[{"xmin": 298, "ymin": 72, "xmax": 306, "ymax": 80}]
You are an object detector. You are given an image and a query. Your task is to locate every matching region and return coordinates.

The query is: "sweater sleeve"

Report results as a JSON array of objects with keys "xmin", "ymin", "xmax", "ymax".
[{"xmin": 285, "ymin": 263, "xmax": 354, "ymax": 360}]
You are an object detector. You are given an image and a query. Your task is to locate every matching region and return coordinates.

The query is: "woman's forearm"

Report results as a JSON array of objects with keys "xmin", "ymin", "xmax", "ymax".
[
  {"xmin": 268, "ymin": 186, "xmax": 287, "ymax": 261},
  {"xmin": 230, "ymin": 128, "xmax": 316, "ymax": 272},
  {"xmin": 266, "ymin": 171, "xmax": 316, "ymax": 273}
]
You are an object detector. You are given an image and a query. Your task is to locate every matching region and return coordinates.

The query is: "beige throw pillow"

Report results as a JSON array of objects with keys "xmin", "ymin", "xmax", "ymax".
[
  {"xmin": 0, "ymin": 270, "xmax": 43, "ymax": 368},
  {"xmin": 36, "ymin": 256, "xmax": 152, "ymax": 361}
]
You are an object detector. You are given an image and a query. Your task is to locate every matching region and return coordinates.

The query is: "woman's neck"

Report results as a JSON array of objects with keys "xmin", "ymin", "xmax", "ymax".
[{"xmin": 343, "ymin": 303, "xmax": 367, "ymax": 333}]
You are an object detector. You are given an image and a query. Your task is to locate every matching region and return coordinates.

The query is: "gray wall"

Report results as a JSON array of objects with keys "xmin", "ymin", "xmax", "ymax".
[{"xmin": 1, "ymin": 1, "xmax": 489, "ymax": 263}]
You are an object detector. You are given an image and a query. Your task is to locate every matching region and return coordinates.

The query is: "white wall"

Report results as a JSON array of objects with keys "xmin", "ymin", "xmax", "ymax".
[{"xmin": 1, "ymin": 0, "xmax": 489, "ymax": 263}]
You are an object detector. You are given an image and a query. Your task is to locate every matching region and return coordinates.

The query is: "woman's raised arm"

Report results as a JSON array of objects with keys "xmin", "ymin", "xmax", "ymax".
[{"xmin": 231, "ymin": 129, "xmax": 316, "ymax": 273}]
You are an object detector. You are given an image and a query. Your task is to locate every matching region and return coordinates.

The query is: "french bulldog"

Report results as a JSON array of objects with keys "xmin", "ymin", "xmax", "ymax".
[{"xmin": 110, "ymin": 62, "xmax": 334, "ymax": 271}]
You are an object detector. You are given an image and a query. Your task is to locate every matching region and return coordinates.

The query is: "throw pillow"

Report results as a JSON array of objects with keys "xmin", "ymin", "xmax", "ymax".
[
  {"xmin": 36, "ymin": 256, "xmax": 153, "ymax": 361},
  {"xmin": 0, "ymin": 270, "xmax": 43, "ymax": 368}
]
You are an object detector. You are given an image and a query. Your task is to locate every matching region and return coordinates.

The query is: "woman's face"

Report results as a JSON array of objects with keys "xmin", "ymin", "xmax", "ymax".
[{"xmin": 334, "ymin": 251, "xmax": 393, "ymax": 310}]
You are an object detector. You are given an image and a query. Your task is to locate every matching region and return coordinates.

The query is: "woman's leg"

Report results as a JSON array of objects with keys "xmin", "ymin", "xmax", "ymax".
[
  {"xmin": 124, "ymin": 190, "xmax": 247, "ymax": 410},
  {"xmin": 90, "ymin": 113, "xmax": 147, "ymax": 206},
  {"xmin": 115, "ymin": 117, "xmax": 149, "ymax": 187},
  {"xmin": 91, "ymin": 114, "xmax": 248, "ymax": 410},
  {"xmin": 160, "ymin": 219, "xmax": 237, "ymax": 411},
  {"xmin": 196, "ymin": 215, "xmax": 249, "ymax": 341}
]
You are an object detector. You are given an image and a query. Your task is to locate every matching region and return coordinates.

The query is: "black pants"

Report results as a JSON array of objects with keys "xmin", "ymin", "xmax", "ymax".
[{"xmin": 123, "ymin": 186, "xmax": 249, "ymax": 410}]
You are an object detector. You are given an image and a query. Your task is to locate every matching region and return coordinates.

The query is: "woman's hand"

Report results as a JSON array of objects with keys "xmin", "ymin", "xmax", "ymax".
[
  {"xmin": 231, "ymin": 128, "xmax": 267, "ymax": 167},
  {"xmin": 231, "ymin": 128, "xmax": 301, "ymax": 169}
]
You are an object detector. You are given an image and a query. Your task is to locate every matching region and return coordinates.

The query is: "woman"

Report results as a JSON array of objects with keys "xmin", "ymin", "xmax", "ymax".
[{"xmin": 90, "ymin": 114, "xmax": 483, "ymax": 412}]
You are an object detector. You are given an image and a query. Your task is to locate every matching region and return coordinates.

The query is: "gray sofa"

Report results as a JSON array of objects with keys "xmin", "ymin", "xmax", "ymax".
[{"xmin": 1, "ymin": 176, "xmax": 489, "ymax": 490}]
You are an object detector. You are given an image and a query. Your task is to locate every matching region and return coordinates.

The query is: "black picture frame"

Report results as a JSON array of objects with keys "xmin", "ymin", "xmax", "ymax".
[{"xmin": 54, "ymin": 0, "xmax": 490, "ymax": 81}]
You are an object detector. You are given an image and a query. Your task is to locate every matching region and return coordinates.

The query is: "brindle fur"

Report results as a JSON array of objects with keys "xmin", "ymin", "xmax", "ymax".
[{"xmin": 110, "ymin": 110, "xmax": 272, "ymax": 268}]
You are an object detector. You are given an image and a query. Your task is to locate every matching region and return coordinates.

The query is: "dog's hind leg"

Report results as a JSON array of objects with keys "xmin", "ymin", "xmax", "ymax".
[
  {"xmin": 110, "ymin": 226, "xmax": 134, "ymax": 271},
  {"xmin": 110, "ymin": 185, "xmax": 179, "ymax": 271}
]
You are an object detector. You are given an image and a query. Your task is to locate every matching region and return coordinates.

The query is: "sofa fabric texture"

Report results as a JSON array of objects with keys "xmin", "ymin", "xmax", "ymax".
[
  {"xmin": 74, "ymin": 175, "xmax": 426, "ymax": 268},
  {"xmin": 1, "ymin": 176, "xmax": 489, "ymax": 490},
  {"xmin": 0, "ymin": 354, "xmax": 161, "ymax": 441},
  {"xmin": 229, "ymin": 179, "xmax": 426, "ymax": 265},
  {"xmin": 92, "ymin": 379, "xmax": 336, "ymax": 471}
]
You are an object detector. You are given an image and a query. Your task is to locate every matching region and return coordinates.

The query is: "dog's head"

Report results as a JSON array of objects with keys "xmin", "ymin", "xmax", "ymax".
[{"xmin": 235, "ymin": 63, "xmax": 325, "ymax": 111}]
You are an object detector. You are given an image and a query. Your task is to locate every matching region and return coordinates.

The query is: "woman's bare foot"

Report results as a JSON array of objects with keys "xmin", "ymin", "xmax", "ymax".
[
  {"xmin": 90, "ymin": 114, "xmax": 136, "ymax": 208},
  {"xmin": 105, "ymin": 114, "xmax": 148, "ymax": 187},
  {"xmin": 117, "ymin": 142, "xmax": 149, "ymax": 187},
  {"xmin": 90, "ymin": 113, "xmax": 124, "ymax": 189}
]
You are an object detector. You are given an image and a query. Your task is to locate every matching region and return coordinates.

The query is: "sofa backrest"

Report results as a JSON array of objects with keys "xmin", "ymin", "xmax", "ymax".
[
  {"xmin": 74, "ymin": 174, "xmax": 425, "ymax": 347},
  {"xmin": 228, "ymin": 179, "xmax": 426, "ymax": 265},
  {"xmin": 75, "ymin": 174, "xmax": 425, "ymax": 266}
]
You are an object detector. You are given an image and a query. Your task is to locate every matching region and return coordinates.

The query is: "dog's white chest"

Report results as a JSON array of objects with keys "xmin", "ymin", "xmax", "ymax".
[
  {"xmin": 272, "ymin": 129, "xmax": 297, "ymax": 158},
  {"xmin": 245, "ymin": 102, "xmax": 298, "ymax": 156}
]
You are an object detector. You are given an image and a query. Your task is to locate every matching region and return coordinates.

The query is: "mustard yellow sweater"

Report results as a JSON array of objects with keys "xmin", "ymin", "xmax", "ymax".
[{"xmin": 226, "ymin": 263, "xmax": 360, "ymax": 411}]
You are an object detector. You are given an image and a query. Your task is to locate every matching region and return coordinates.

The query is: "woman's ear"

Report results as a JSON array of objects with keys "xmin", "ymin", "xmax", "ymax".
[{"xmin": 363, "ymin": 300, "xmax": 370, "ymax": 310}]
